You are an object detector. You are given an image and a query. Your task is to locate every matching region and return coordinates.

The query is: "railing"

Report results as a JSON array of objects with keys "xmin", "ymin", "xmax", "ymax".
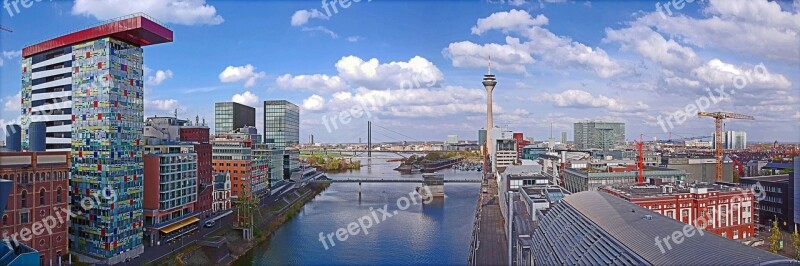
[
  {"xmin": 467, "ymin": 179, "xmax": 487, "ymax": 265},
  {"xmin": 26, "ymin": 12, "xmax": 169, "ymax": 47}
]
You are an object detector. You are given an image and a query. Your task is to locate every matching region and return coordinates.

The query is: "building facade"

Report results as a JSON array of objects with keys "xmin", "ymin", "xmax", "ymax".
[
  {"xmin": 212, "ymin": 129, "xmax": 268, "ymax": 199},
  {"xmin": 180, "ymin": 126, "xmax": 213, "ymax": 218},
  {"xmin": 263, "ymin": 100, "xmax": 300, "ymax": 179},
  {"xmin": 740, "ymin": 175, "xmax": 792, "ymax": 231},
  {"xmin": 722, "ymin": 131, "xmax": 747, "ymax": 150},
  {"xmin": 142, "ymin": 144, "xmax": 198, "ymax": 246},
  {"xmin": 20, "ymin": 14, "xmax": 172, "ymax": 263},
  {"xmin": 601, "ymin": 185, "xmax": 755, "ymax": 240},
  {"xmin": 214, "ymin": 102, "xmax": 255, "ymax": 135},
  {"xmin": 0, "ymin": 152, "xmax": 69, "ymax": 265},
  {"xmin": 663, "ymin": 157, "xmax": 735, "ymax": 183},
  {"xmin": 563, "ymin": 167, "xmax": 686, "ymax": 193},
  {"xmin": 573, "ymin": 121, "xmax": 625, "ymax": 150},
  {"xmin": 212, "ymin": 172, "xmax": 232, "ymax": 213}
]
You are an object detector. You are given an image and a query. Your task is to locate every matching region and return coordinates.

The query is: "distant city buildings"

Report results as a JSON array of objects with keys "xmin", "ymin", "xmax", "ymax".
[
  {"xmin": 445, "ymin": 135, "xmax": 459, "ymax": 145},
  {"xmin": 721, "ymin": 131, "xmax": 747, "ymax": 150},
  {"xmin": 215, "ymin": 102, "xmax": 256, "ymax": 135},
  {"xmin": 562, "ymin": 166, "xmax": 686, "ymax": 193},
  {"xmin": 573, "ymin": 121, "xmax": 625, "ymax": 150}
]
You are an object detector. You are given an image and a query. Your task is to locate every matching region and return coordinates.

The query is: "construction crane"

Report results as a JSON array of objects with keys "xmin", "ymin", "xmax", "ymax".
[
  {"xmin": 697, "ymin": 112, "xmax": 754, "ymax": 182},
  {"xmin": 634, "ymin": 134, "xmax": 644, "ymax": 185}
]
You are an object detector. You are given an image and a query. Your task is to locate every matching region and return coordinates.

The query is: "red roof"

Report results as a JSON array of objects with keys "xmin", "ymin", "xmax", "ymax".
[{"xmin": 23, "ymin": 14, "xmax": 173, "ymax": 57}]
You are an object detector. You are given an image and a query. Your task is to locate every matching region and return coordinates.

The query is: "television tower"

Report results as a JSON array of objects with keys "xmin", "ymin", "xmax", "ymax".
[{"xmin": 483, "ymin": 57, "xmax": 497, "ymax": 173}]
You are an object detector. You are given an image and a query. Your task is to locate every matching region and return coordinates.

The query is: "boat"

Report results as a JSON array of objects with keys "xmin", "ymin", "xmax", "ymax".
[{"xmin": 416, "ymin": 173, "xmax": 445, "ymax": 199}]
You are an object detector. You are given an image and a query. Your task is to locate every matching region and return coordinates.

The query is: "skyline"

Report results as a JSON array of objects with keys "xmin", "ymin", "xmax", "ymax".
[{"xmin": 1, "ymin": 0, "xmax": 799, "ymax": 144}]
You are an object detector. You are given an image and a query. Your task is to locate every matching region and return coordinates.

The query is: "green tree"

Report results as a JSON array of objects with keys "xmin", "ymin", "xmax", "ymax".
[
  {"xmin": 793, "ymin": 225, "xmax": 800, "ymax": 260},
  {"xmin": 770, "ymin": 220, "xmax": 782, "ymax": 254},
  {"xmin": 780, "ymin": 168, "xmax": 795, "ymax": 175}
]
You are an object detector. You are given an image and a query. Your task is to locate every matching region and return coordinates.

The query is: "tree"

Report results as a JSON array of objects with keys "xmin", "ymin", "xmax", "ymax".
[
  {"xmin": 793, "ymin": 225, "xmax": 800, "ymax": 260},
  {"xmin": 770, "ymin": 219, "xmax": 781, "ymax": 254}
]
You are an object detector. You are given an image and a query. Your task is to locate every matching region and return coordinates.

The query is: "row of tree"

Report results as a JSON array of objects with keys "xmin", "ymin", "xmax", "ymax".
[{"xmin": 303, "ymin": 155, "xmax": 361, "ymax": 171}]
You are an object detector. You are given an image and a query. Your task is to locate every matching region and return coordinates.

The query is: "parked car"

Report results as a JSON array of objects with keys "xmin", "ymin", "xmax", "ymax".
[{"xmin": 204, "ymin": 220, "xmax": 215, "ymax": 228}]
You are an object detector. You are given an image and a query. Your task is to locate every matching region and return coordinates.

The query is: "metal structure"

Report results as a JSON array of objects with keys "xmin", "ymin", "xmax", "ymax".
[
  {"xmin": 697, "ymin": 112, "xmax": 754, "ymax": 182},
  {"xmin": 634, "ymin": 134, "xmax": 644, "ymax": 184}
]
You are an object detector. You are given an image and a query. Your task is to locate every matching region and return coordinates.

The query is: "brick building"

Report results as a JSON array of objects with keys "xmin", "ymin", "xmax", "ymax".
[
  {"xmin": 0, "ymin": 152, "xmax": 70, "ymax": 265},
  {"xmin": 601, "ymin": 184, "xmax": 755, "ymax": 240},
  {"xmin": 180, "ymin": 126, "xmax": 213, "ymax": 218}
]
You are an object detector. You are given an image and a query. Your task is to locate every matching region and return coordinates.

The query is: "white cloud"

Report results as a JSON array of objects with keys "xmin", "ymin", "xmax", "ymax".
[
  {"xmin": 231, "ymin": 91, "xmax": 259, "ymax": 106},
  {"xmin": 302, "ymin": 26, "xmax": 338, "ymax": 39},
  {"xmin": 346, "ymin": 36, "xmax": 363, "ymax": 42},
  {"xmin": 604, "ymin": 26, "xmax": 700, "ymax": 70},
  {"xmin": 146, "ymin": 69, "xmax": 174, "ymax": 86},
  {"xmin": 72, "ymin": 0, "xmax": 223, "ymax": 25},
  {"xmin": 471, "ymin": 9, "xmax": 548, "ymax": 35},
  {"xmin": 276, "ymin": 74, "xmax": 347, "ymax": 93},
  {"xmin": 325, "ymin": 86, "xmax": 488, "ymax": 118},
  {"xmin": 145, "ymin": 99, "xmax": 180, "ymax": 111},
  {"xmin": 219, "ymin": 64, "xmax": 267, "ymax": 88},
  {"xmin": 3, "ymin": 93, "xmax": 21, "ymax": 111},
  {"xmin": 2, "ymin": 50, "xmax": 21, "ymax": 59},
  {"xmin": 539, "ymin": 89, "xmax": 649, "ymax": 112},
  {"xmin": 443, "ymin": 38, "xmax": 535, "ymax": 73},
  {"xmin": 302, "ymin": 94, "xmax": 326, "ymax": 111},
  {"xmin": 690, "ymin": 59, "xmax": 792, "ymax": 91},
  {"xmin": 291, "ymin": 9, "xmax": 329, "ymax": 26},
  {"xmin": 335, "ymin": 55, "xmax": 445, "ymax": 90},
  {"xmin": 633, "ymin": 0, "xmax": 800, "ymax": 63},
  {"xmin": 446, "ymin": 10, "xmax": 623, "ymax": 78}
]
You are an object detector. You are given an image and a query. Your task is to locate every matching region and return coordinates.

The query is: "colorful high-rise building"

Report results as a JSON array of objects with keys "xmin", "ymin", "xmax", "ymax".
[{"xmin": 21, "ymin": 14, "xmax": 173, "ymax": 264}]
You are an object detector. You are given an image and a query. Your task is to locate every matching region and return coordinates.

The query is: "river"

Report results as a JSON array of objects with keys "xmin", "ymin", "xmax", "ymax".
[{"xmin": 238, "ymin": 154, "xmax": 481, "ymax": 265}]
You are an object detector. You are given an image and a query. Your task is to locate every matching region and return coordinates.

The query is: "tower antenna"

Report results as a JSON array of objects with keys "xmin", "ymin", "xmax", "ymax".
[{"xmin": 488, "ymin": 55, "xmax": 492, "ymax": 75}]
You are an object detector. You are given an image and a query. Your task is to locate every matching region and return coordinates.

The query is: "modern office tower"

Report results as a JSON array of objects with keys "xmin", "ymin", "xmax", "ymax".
[
  {"xmin": 28, "ymin": 122, "xmax": 46, "ymax": 152},
  {"xmin": 478, "ymin": 129, "xmax": 487, "ymax": 147},
  {"xmin": 142, "ymin": 143, "xmax": 198, "ymax": 247},
  {"xmin": 5, "ymin": 125, "xmax": 21, "ymax": 151},
  {"xmin": 573, "ymin": 121, "xmax": 626, "ymax": 150},
  {"xmin": 252, "ymin": 143, "xmax": 284, "ymax": 188},
  {"xmin": 212, "ymin": 128, "xmax": 268, "ymax": 199},
  {"xmin": 263, "ymin": 100, "xmax": 300, "ymax": 179},
  {"xmin": 446, "ymin": 135, "xmax": 459, "ymax": 145},
  {"xmin": 20, "ymin": 14, "xmax": 173, "ymax": 263},
  {"xmin": 0, "ymin": 151, "xmax": 70, "ymax": 265},
  {"xmin": 722, "ymin": 131, "xmax": 747, "ymax": 150},
  {"xmin": 560, "ymin": 131, "xmax": 567, "ymax": 144},
  {"xmin": 214, "ymin": 102, "xmax": 256, "ymax": 135},
  {"xmin": 263, "ymin": 100, "xmax": 299, "ymax": 150}
]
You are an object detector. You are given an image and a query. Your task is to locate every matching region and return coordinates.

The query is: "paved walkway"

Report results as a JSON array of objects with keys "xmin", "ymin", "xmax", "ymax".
[{"xmin": 473, "ymin": 178, "xmax": 508, "ymax": 266}]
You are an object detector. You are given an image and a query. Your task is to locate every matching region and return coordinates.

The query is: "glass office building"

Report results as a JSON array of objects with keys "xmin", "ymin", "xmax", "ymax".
[
  {"xmin": 263, "ymin": 101, "xmax": 300, "ymax": 179},
  {"xmin": 214, "ymin": 102, "xmax": 256, "ymax": 135}
]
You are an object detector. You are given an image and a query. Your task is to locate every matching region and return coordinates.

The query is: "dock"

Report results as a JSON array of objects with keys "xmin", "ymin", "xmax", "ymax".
[{"xmin": 468, "ymin": 176, "xmax": 508, "ymax": 265}]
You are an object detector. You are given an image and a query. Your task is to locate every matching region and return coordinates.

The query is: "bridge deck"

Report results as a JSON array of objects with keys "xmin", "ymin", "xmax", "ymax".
[{"xmin": 309, "ymin": 179, "xmax": 481, "ymax": 183}]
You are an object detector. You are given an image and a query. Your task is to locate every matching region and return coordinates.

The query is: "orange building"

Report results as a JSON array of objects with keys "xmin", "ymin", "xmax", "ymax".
[{"xmin": 211, "ymin": 133, "xmax": 267, "ymax": 199}]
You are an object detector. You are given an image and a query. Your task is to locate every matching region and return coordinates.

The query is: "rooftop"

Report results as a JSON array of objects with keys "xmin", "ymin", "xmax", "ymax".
[
  {"xmin": 537, "ymin": 191, "xmax": 791, "ymax": 265},
  {"xmin": 23, "ymin": 13, "xmax": 172, "ymax": 57},
  {"xmin": 601, "ymin": 182, "xmax": 748, "ymax": 198},
  {"xmin": 740, "ymin": 174, "xmax": 790, "ymax": 183}
]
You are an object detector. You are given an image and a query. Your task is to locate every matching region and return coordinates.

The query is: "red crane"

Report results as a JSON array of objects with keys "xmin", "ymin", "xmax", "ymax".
[
  {"xmin": 697, "ymin": 112, "xmax": 754, "ymax": 182},
  {"xmin": 634, "ymin": 134, "xmax": 644, "ymax": 184}
]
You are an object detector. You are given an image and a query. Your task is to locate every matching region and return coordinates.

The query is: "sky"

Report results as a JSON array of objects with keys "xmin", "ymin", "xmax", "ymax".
[{"xmin": 0, "ymin": 0, "xmax": 798, "ymax": 144}]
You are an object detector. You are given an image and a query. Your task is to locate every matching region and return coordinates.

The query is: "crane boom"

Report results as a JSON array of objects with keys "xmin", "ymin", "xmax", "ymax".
[{"xmin": 697, "ymin": 111, "xmax": 754, "ymax": 182}]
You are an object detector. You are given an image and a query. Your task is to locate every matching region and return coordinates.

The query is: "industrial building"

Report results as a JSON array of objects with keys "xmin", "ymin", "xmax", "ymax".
[
  {"xmin": 601, "ymin": 183, "xmax": 755, "ymax": 240},
  {"xmin": 573, "ymin": 121, "xmax": 625, "ymax": 150},
  {"xmin": 662, "ymin": 157, "xmax": 735, "ymax": 183},
  {"xmin": 0, "ymin": 151, "xmax": 70, "ymax": 265}
]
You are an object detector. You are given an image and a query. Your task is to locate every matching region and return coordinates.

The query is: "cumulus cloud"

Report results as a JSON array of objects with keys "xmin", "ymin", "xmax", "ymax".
[
  {"xmin": 539, "ymin": 89, "xmax": 649, "ymax": 112},
  {"xmin": 604, "ymin": 26, "xmax": 701, "ymax": 70},
  {"xmin": 690, "ymin": 59, "xmax": 792, "ymax": 91},
  {"xmin": 231, "ymin": 91, "xmax": 259, "ymax": 106},
  {"xmin": 302, "ymin": 26, "xmax": 338, "ymax": 38},
  {"xmin": 471, "ymin": 9, "xmax": 548, "ymax": 35},
  {"xmin": 3, "ymin": 93, "xmax": 21, "ymax": 111},
  {"xmin": 146, "ymin": 69, "xmax": 174, "ymax": 86},
  {"xmin": 72, "ymin": 0, "xmax": 223, "ymax": 25},
  {"xmin": 219, "ymin": 64, "xmax": 267, "ymax": 88},
  {"xmin": 276, "ymin": 74, "xmax": 347, "ymax": 93},
  {"xmin": 302, "ymin": 94, "xmax": 326, "ymax": 111},
  {"xmin": 291, "ymin": 9, "xmax": 329, "ymax": 26},
  {"xmin": 335, "ymin": 55, "xmax": 445, "ymax": 90},
  {"xmin": 445, "ymin": 10, "xmax": 622, "ymax": 78},
  {"xmin": 145, "ymin": 99, "xmax": 180, "ymax": 111},
  {"xmin": 325, "ymin": 86, "xmax": 488, "ymax": 118},
  {"xmin": 632, "ymin": 0, "xmax": 800, "ymax": 63}
]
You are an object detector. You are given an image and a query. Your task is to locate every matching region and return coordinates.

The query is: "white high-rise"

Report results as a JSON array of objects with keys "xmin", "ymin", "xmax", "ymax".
[{"xmin": 724, "ymin": 131, "xmax": 747, "ymax": 150}]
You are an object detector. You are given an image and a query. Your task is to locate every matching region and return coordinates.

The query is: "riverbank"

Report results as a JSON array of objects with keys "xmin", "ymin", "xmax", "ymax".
[{"xmin": 154, "ymin": 182, "xmax": 330, "ymax": 266}]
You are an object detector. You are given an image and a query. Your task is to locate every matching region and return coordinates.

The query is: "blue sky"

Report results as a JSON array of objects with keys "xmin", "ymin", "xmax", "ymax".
[{"xmin": 1, "ymin": 0, "xmax": 798, "ymax": 143}]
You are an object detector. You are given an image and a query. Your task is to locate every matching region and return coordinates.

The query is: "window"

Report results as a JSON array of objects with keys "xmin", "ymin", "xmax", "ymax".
[
  {"xmin": 20, "ymin": 212, "xmax": 29, "ymax": 224},
  {"xmin": 2, "ymin": 215, "xmax": 7, "ymax": 226},
  {"xmin": 21, "ymin": 190, "xmax": 27, "ymax": 208},
  {"xmin": 56, "ymin": 187, "xmax": 63, "ymax": 203},
  {"xmin": 39, "ymin": 188, "xmax": 46, "ymax": 206}
]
